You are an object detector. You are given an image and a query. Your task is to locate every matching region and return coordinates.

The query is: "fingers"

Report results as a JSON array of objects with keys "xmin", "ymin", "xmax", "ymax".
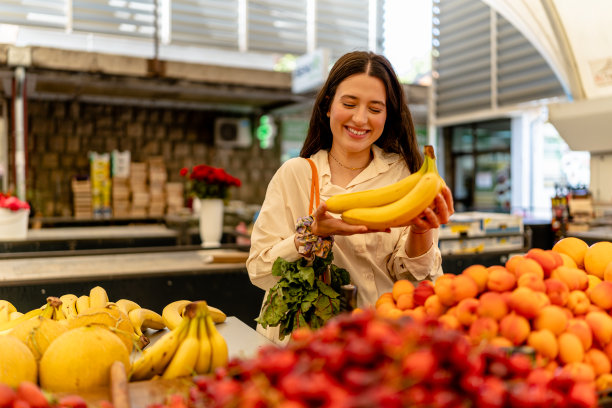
[{"xmin": 441, "ymin": 186, "xmax": 455, "ymax": 215}]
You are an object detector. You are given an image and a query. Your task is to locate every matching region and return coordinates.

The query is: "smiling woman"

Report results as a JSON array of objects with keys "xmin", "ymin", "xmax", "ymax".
[{"xmin": 247, "ymin": 50, "xmax": 454, "ymax": 344}]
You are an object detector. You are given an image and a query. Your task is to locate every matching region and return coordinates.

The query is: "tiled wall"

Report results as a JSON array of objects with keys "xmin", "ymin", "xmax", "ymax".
[{"xmin": 24, "ymin": 100, "xmax": 281, "ymax": 217}]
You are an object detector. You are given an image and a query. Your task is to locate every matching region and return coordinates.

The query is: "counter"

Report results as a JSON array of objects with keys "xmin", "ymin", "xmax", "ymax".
[{"xmin": 0, "ymin": 249, "xmax": 248, "ymax": 286}]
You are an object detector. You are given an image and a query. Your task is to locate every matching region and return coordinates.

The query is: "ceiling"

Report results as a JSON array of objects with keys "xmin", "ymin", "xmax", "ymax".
[{"xmin": 483, "ymin": 0, "xmax": 612, "ymax": 152}]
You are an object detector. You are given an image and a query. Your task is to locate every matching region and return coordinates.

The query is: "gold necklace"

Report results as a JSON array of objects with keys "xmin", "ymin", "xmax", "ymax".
[{"xmin": 329, "ymin": 151, "xmax": 370, "ymax": 171}]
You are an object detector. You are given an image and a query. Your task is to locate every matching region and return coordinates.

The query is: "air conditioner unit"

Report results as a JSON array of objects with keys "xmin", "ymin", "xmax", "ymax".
[{"xmin": 214, "ymin": 118, "xmax": 252, "ymax": 148}]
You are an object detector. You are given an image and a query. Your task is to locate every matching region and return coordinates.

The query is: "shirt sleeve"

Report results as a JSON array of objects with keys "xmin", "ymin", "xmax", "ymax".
[
  {"xmin": 387, "ymin": 227, "xmax": 443, "ymax": 282},
  {"xmin": 246, "ymin": 159, "xmax": 311, "ymax": 291}
]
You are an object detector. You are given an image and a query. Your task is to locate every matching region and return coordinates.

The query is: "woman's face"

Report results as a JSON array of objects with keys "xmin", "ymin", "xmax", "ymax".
[{"xmin": 327, "ymin": 73, "xmax": 387, "ymax": 154}]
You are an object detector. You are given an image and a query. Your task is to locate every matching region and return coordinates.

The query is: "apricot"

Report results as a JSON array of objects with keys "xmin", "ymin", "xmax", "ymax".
[
  {"xmin": 489, "ymin": 336, "xmax": 513, "ymax": 348},
  {"xmin": 544, "ymin": 278, "xmax": 570, "ymax": 306},
  {"xmin": 375, "ymin": 292, "xmax": 394, "ymax": 309},
  {"xmin": 468, "ymin": 316, "xmax": 498, "ymax": 344},
  {"xmin": 550, "ymin": 266, "xmax": 588, "ymax": 291},
  {"xmin": 584, "ymin": 241, "xmax": 612, "ymax": 279},
  {"xmin": 533, "ymin": 305, "xmax": 568, "ymax": 336},
  {"xmin": 566, "ymin": 318, "xmax": 593, "ymax": 350},
  {"xmin": 588, "ymin": 274, "xmax": 603, "ymax": 290},
  {"xmin": 567, "ymin": 290, "xmax": 591, "ymax": 315},
  {"xmin": 557, "ymin": 332, "xmax": 585, "ymax": 364},
  {"xmin": 588, "ymin": 281, "xmax": 612, "ymax": 310},
  {"xmin": 513, "ymin": 258, "xmax": 545, "ymax": 280},
  {"xmin": 525, "ymin": 248, "xmax": 563, "ymax": 278},
  {"xmin": 455, "ymin": 297, "xmax": 480, "ymax": 326},
  {"xmin": 462, "ymin": 265, "xmax": 488, "ymax": 293},
  {"xmin": 499, "ymin": 313, "xmax": 530, "ymax": 346},
  {"xmin": 423, "ymin": 294, "xmax": 446, "ymax": 318},
  {"xmin": 438, "ymin": 313, "xmax": 461, "ymax": 330},
  {"xmin": 396, "ymin": 293, "xmax": 415, "ymax": 311},
  {"xmin": 453, "ymin": 274, "xmax": 479, "ymax": 303},
  {"xmin": 596, "ymin": 373, "xmax": 612, "ymax": 392},
  {"xmin": 585, "ymin": 311, "xmax": 612, "ymax": 346},
  {"xmin": 527, "ymin": 329, "xmax": 558, "ymax": 360},
  {"xmin": 585, "ymin": 348, "xmax": 611, "ymax": 377},
  {"xmin": 392, "ymin": 280, "xmax": 415, "ymax": 302},
  {"xmin": 517, "ymin": 273, "xmax": 546, "ymax": 292},
  {"xmin": 604, "ymin": 262, "xmax": 612, "ymax": 282},
  {"xmin": 477, "ymin": 291, "xmax": 508, "ymax": 321},
  {"xmin": 433, "ymin": 274, "xmax": 455, "ymax": 306},
  {"xmin": 552, "ymin": 237, "xmax": 589, "ymax": 269},
  {"xmin": 507, "ymin": 287, "xmax": 541, "ymax": 319},
  {"xmin": 505, "ymin": 255, "xmax": 525, "ymax": 275},
  {"xmin": 486, "ymin": 266, "xmax": 516, "ymax": 292},
  {"xmin": 558, "ymin": 252, "xmax": 578, "ymax": 269},
  {"xmin": 561, "ymin": 362, "xmax": 596, "ymax": 383}
]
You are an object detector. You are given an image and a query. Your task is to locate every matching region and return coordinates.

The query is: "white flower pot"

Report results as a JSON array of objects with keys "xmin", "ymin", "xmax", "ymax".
[
  {"xmin": 0, "ymin": 208, "xmax": 29, "ymax": 240},
  {"xmin": 198, "ymin": 198, "xmax": 224, "ymax": 248}
]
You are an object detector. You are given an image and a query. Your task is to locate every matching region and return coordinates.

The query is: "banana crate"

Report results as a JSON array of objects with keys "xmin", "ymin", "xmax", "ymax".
[{"xmin": 439, "ymin": 212, "xmax": 523, "ymax": 238}]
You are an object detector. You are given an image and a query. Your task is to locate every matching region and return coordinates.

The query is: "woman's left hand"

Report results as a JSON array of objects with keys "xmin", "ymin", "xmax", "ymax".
[{"xmin": 409, "ymin": 185, "xmax": 455, "ymax": 233}]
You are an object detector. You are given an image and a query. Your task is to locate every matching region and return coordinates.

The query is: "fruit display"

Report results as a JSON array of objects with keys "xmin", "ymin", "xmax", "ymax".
[
  {"xmin": 0, "ymin": 285, "xmax": 230, "ymax": 397},
  {"xmin": 327, "ymin": 145, "xmax": 445, "ymax": 229},
  {"xmin": 376, "ymin": 237, "xmax": 612, "ymax": 396},
  {"xmin": 149, "ymin": 309, "xmax": 596, "ymax": 408},
  {"xmin": 130, "ymin": 301, "xmax": 228, "ymax": 381}
]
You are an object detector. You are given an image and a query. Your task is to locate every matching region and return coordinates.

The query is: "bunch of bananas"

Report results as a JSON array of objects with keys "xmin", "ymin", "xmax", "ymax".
[
  {"xmin": 326, "ymin": 145, "xmax": 445, "ymax": 230},
  {"xmin": 162, "ymin": 299, "xmax": 226, "ymax": 330},
  {"xmin": 130, "ymin": 301, "xmax": 228, "ymax": 381}
]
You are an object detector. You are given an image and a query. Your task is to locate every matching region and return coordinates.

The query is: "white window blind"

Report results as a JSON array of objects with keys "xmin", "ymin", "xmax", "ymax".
[{"xmin": 0, "ymin": 0, "xmax": 67, "ymax": 29}]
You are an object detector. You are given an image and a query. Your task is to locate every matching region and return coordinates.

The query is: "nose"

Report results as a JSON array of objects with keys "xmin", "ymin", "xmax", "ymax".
[{"xmin": 352, "ymin": 106, "xmax": 367, "ymax": 126}]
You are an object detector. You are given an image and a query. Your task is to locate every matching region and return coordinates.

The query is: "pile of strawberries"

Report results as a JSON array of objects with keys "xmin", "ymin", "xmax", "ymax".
[
  {"xmin": 152, "ymin": 309, "xmax": 596, "ymax": 408},
  {"xmin": 0, "ymin": 381, "xmax": 101, "ymax": 408}
]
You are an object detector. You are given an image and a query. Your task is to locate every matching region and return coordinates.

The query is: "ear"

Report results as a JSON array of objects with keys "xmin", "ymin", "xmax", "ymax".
[{"xmin": 326, "ymin": 111, "xmax": 330, "ymax": 117}]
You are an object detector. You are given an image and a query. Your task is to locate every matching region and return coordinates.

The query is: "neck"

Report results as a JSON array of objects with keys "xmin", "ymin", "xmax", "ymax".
[{"xmin": 328, "ymin": 149, "xmax": 372, "ymax": 171}]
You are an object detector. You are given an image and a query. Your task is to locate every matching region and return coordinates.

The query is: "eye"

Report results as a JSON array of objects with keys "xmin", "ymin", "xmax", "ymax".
[
  {"xmin": 342, "ymin": 103, "xmax": 356, "ymax": 108},
  {"xmin": 369, "ymin": 107, "xmax": 382, "ymax": 113}
]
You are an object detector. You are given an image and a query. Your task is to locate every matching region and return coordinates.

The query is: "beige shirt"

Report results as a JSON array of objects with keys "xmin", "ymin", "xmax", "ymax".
[{"xmin": 247, "ymin": 146, "xmax": 443, "ymax": 342}]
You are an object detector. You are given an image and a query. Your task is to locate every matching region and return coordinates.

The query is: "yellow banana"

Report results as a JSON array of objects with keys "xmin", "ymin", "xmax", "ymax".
[
  {"xmin": 162, "ymin": 300, "xmax": 190, "ymax": 331},
  {"xmin": 89, "ymin": 286, "xmax": 109, "ymax": 309},
  {"xmin": 75, "ymin": 295, "xmax": 90, "ymax": 314},
  {"xmin": 0, "ymin": 301, "xmax": 51, "ymax": 333},
  {"xmin": 128, "ymin": 308, "xmax": 165, "ymax": 337},
  {"xmin": 0, "ymin": 304, "xmax": 10, "ymax": 324},
  {"xmin": 326, "ymin": 152, "xmax": 429, "ymax": 213},
  {"xmin": 194, "ymin": 312, "xmax": 212, "ymax": 374},
  {"xmin": 341, "ymin": 146, "xmax": 444, "ymax": 230},
  {"xmin": 161, "ymin": 315, "xmax": 200, "ymax": 379},
  {"xmin": 206, "ymin": 313, "xmax": 228, "ymax": 371},
  {"xmin": 59, "ymin": 294, "xmax": 78, "ymax": 319},
  {"xmin": 130, "ymin": 315, "xmax": 190, "ymax": 381},
  {"xmin": 9, "ymin": 311, "xmax": 23, "ymax": 321},
  {"xmin": 0, "ymin": 300, "xmax": 17, "ymax": 324},
  {"xmin": 115, "ymin": 299, "xmax": 141, "ymax": 315},
  {"xmin": 163, "ymin": 300, "xmax": 226, "ymax": 330}
]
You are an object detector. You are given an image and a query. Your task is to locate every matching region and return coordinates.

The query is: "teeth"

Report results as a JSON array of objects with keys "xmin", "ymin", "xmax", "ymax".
[{"xmin": 348, "ymin": 128, "xmax": 367, "ymax": 136}]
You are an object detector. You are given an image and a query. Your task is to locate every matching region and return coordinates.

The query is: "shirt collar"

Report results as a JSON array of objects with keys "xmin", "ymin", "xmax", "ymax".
[{"xmin": 312, "ymin": 145, "xmax": 403, "ymax": 189}]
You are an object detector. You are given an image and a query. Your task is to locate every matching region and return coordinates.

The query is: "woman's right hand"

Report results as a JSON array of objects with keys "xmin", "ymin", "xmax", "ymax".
[{"xmin": 310, "ymin": 202, "xmax": 389, "ymax": 237}]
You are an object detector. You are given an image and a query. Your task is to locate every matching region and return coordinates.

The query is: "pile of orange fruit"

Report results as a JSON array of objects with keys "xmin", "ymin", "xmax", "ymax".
[{"xmin": 373, "ymin": 237, "xmax": 612, "ymax": 391}]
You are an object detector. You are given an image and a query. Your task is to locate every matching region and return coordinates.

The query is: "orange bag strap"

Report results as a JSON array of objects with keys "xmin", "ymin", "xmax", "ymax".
[{"xmin": 305, "ymin": 158, "xmax": 319, "ymax": 214}]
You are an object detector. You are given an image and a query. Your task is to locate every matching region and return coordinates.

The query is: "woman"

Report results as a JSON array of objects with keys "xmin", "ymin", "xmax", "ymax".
[{"xmin": 247, "ymin": 51, "xmax": 454, "ymax": 343}]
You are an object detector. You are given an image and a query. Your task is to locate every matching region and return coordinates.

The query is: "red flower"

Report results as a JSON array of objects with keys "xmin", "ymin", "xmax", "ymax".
[
  {"xmin": 180, "ymin": 167, "xmax": 188, "ymax": 177},
  {"xmin": 179, "ymin": 164, "xmax": 241, "ymax": 199}
]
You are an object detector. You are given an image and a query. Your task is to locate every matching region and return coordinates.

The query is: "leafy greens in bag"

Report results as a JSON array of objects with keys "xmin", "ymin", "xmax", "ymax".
[{"xmin": 256, "ymin": 251, "xmax": 350, "ymax": 340}]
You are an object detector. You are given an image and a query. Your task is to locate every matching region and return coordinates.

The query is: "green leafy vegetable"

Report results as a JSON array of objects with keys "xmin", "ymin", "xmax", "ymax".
[{"xmin": 255, "ymin": 251, "xmax": 350, "ymax": 340}]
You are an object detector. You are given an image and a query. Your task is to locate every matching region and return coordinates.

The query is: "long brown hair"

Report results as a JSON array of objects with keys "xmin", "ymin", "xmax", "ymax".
[{"xmin": 299, "ymin": 50, "xmax": 422, "ymax": 172}]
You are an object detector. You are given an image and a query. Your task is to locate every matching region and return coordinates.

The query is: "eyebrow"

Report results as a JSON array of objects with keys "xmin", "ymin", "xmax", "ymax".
[{"xmin": 340, "ymin": 94, "xmax": 386, "ymax": 107}]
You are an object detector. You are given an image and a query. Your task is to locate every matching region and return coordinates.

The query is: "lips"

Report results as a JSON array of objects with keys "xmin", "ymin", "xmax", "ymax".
[{"xmin": 346, "ymin": 126, "xmax": 369, "ymax": 137}]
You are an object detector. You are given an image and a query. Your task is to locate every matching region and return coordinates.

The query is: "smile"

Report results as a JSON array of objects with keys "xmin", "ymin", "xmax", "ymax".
[{"xmin": 346, "ymin": 127, "xmax": 368, "ymax": 136}]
